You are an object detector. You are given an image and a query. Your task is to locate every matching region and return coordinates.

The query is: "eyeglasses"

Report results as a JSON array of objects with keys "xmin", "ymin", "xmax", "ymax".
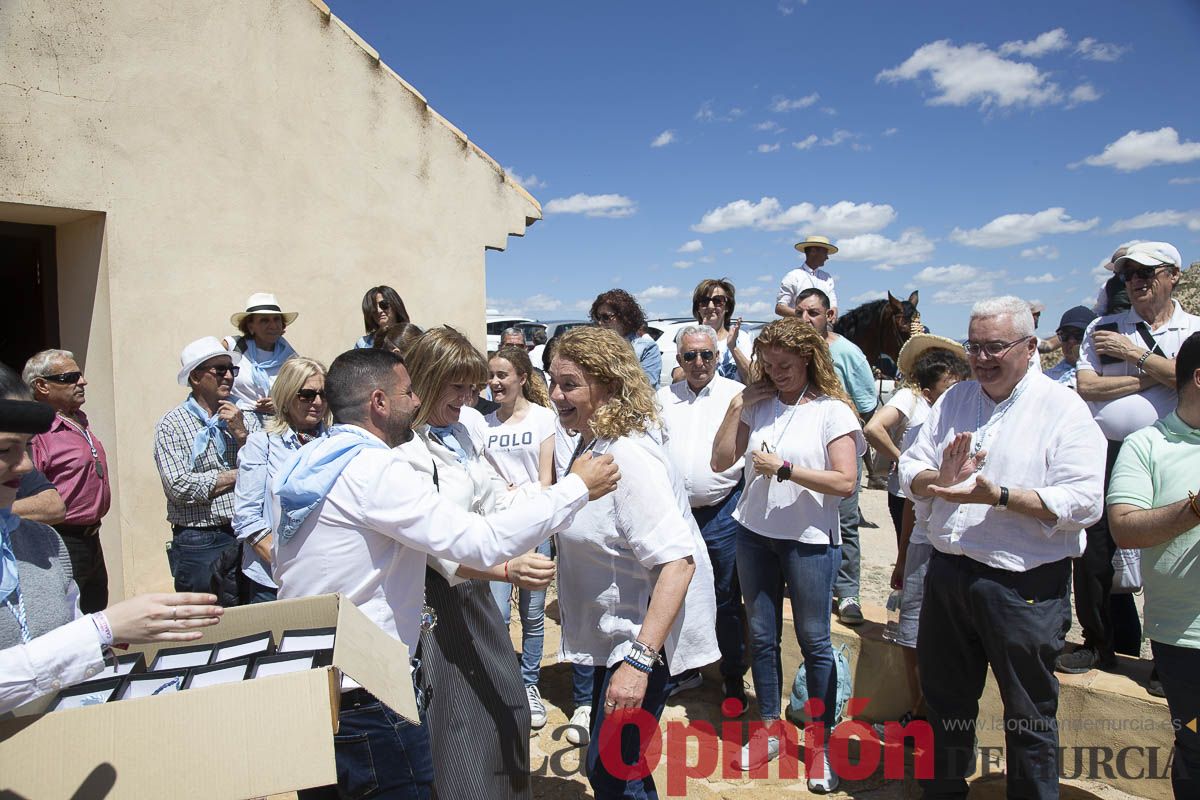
[
  {"xmin": 699, "ymin": 295, "xmax": 728, "ymax": 307},
  {"xmin": 296, "ymin": 389, "xmax": 327, "ymax": 402},
  {"xmin": 595, "ymin": 312, "xmax": 618, "ymax": 323},
  {"xmin": 40, "ymin": 371, "xmax": 83, "ymax": 384},
  {"xmin": 199, "ymin": 365, "xmax": 240, "ymax": 378},
  {"xmin": 681, "ymin": 350, "xmax": 715, "ymax": 363},
  {"xmin": 962, "ymin": 337, "xmax": 1030, "ymax": 359},
  {"xmin": 1056, "ymin": 328, "xmax": 1084, "ymax": 343},
  {"xmin": 377, "ymin": 301, "xmax": 390, "ymax": 311},
  {"xmin": 1119, "ymin": 265, "xmax": 1169, "ymax": 283}
]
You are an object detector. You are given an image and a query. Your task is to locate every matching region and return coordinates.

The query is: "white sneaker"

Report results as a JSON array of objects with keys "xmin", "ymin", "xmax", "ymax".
[
  {"xmin": 564, "ymin": 705, "xmax": 591, "ymax": 746},
  {"xmin": 736, "ymin": 734, "xmax": 780, "ymax": 772},
  {"xmin": 807, "ymin": 750, "xmax": 840, "ymax": 794},
  {"xmin": 526, "ymin": 685, "xmax": 547, "ymax": 730}
]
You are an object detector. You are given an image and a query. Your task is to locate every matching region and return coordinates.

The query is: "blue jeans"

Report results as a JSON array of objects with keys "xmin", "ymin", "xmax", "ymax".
[
  {"xmin": 736, "ymin": 525, "xmax": 838, "ymax": 725},
  {"xmin": 489, "ymin": 540, "xmax": 551, "ymax": 686},
  {"xmin": 585, "ymin": 659, "xmax": 672, "ymax": 799},
  {"xmin": 1151, "ymin": 640, "xmax": 1200, "ymax": 798},
  {"xmin": 298, "ymin": 690, "xmax": 433, "ymax": 800},
  {"xmin": 167, "ymin": 526, "xmax": 237, "ymax": 594},
  {"xmin": 573, "ymin": 664, "xmax": 595, "ymax": 708},
  {"xmin": 690, "ymin": 484, "xmax": 746, "ymax": 678},
  {"xmin": 834, "ymin": 461, "xmax": 862, "ymax": 599}
]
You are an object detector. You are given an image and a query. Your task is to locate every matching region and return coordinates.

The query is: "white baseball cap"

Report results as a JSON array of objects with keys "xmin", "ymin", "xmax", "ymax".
[{"xmin": 1116, "ymin": 241, "xmax": 1182, "ymax": 270}]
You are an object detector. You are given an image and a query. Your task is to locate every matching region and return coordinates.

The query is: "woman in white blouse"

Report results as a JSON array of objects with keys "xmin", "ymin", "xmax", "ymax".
[
  {"xmin": 550, "ymin": 326, "xmax": 719, "ymax": 799},
  {"xmin": 712, "ymin": 318, "xmax": 864, "ymax": 790}
]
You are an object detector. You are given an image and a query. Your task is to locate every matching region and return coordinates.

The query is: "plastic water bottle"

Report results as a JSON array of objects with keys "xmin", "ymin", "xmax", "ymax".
[{"xmin": 883, "ymin": 589, "xmax": 902, "ymax": 642}]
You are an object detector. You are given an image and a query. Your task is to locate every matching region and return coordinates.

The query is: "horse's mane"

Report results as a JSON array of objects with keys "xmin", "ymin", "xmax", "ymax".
[{"xmin": 832, "ymin": 299, "xmax": 886, "ymax": 339}]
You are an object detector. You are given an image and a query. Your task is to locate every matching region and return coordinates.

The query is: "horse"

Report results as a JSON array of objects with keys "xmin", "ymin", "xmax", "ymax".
[{"xmin": 832, "ymin": 290, "xmax": 919, "ymax": 373}]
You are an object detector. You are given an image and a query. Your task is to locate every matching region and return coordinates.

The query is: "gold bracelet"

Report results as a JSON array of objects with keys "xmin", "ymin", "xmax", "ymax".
[{"xmin": 1189, "ymin": 491, "xmax": 1200, "ymax": 522}]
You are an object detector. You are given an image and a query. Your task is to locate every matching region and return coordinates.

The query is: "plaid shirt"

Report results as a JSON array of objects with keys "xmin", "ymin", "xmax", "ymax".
[{"xmin": 153, "ymin": 397, "xmax": 261, "ymax": 528}]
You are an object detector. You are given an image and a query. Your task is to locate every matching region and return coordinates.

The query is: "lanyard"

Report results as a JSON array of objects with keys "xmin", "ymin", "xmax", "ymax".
[
  {"xmin": 6, "ymin": 588, "xmax": 31, "ymax": 644},
  {"xmin": 972, "ymin": 380, "xmax": 1028, "ymax": 458},
  {"xmin": 57, "ymin": 414, "xmax": 105, "ymax": 479},
  {"xmin": 761, "ymin": 384, "xmax": 808, "ymax": 455}
]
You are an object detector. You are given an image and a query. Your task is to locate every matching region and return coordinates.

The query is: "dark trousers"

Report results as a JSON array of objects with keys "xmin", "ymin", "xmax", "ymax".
[
  {"xmin": 586, "ymin": 659, "xmax": 672, "ymax": 800},
  {"xmin": 298, "ymin": 689, "xmax": 434, "ymax": 800},
  {"xmin": 834, "ymin": 461, "xmax": 863, "ymax": 599},
  {"xmin": 1150, "ymin": 640, "xmax": 1200, "ymax": 799},
  {"xmin": 690, "ymin": 483, "xmax": 746, "ymax": 679},
  {"xmin": 56, "ymin": 527, "xmax": 108, "ymax": 613},
  {"xmin": 918, "ymin": 552, "xmax": 1071, "ymax": 800},
  {"xmin": 887, "ymin": 491, "xmax": 905, "ymax": 541},
  {"xmin": 167, "ymin": 525, "xmax": 237, "ymax": 593}
]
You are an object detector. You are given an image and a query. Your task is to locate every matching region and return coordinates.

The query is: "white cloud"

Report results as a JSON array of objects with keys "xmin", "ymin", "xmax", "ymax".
[
  {"xmin": 770, "ymin": 93, "xmax": 820, "ymax": 112},
  {"xmin": 699, "ymin": 255, "xmax": 715, "ymax": 264},
  {"xmin": 835, "ymin": 229, "xmax": 935, "ymax": 264},
  {"xmin": 822, "ymin": 129, "xmax": 857, "ymax": 146},
  {"xmin": 998, "ymin": 28, "xmax": 1070, "ymax": 58},
  {"xmin": 878, "ymin": 39, "xmax": 1065, "ymax": 110},
  {"xmin": 741, "ymin": 301, "xmax": 774, "ymax": 315},
  {"xmin": 821, "ymin": 107, "xmax": 838, "ymax": 116},
  {"xmin": 757, "ymin": 143, "xmax": 781, "ymax": 153},
  {"xmin": 755, "ymin": 121, "xmax": 784, "ymax": 133},
  {"xmin": 792, "ymin": 135, "xmax": 819, "ymax": 150},
  {"xmin": 950, "ymin": 207, "xmax": 1098, "ymax": 247},
  {"xmin": 911, "ymin": 264, "xmax": 1003, "ymax": 305},
  {"xmin": 487, "ymin": 293, "xmax": 562, "ymax": 316},
  {"xmin": 1169, "ymin": 176, "xmax": 1200, "ymax": 185},
  {"xmin": 650, "ymin": 130, "xmax": 676, "ymax": 148},
  {"xmin": 692, "ymin": 197, "xmax": 895, "ymax": 237},
  {"xmin": 1019, "ymin": 244, "xmax": 1060, "ymax": 260},
  {"xmin": 544, "ymin": 193, "xmax": 637, "ymax": 218},
  {"xmin": 1068, "ymin": 83, "xmax": 1101, "ymax": 106},
  {"xmin": 695, "ymin": 101, "xmax": 742, "ymax": 123},
  {"xmin": 871, "ymin": 263, "xmax": 896, "ymax": 272},
  {"xmin": 850, "ymin": 290, "xmax": 889, "ymax": 303},
  {"xmin": 1078, "ymin": 128, "xmax": 1200, "ymax": 172},
  {"xmin": 504, "ymin": 167, "xmax": 546, "ymax": 190},
  {"xmin": 672, "ymin": 260, "xmax": 694, "ymax": 269},
  {"xmin": 1110, "ymin": 209, "xmax": 1200, "ymax": 233},
  {"xmin": 722, "ymin": 248, "xmax": 734, "ymax": 255},
  {"xmin": 637, "ymin": 285, "xmax": 681, "ymax": 303},
  {"xmin": 913, "ymin": 264, "xmax": 984, "ymax": 284},
  {"xmin": 526, "ymin": 293, "xmax": 563, "ymax": 311},
  {"xmin": 678, "ymin": 239, "xmax": 703, "ymax": 253},
  {"xmin": 882, "ymin": 127, "xmax": 899, "ymax": 137},
  {"xmin": 1076, "ymin": 37, "xmax": 1127, "ymax": 62},
  {"xmin": 1022, "ymin": 272, "xmax": 1059, "ymax": 284},
  {"xmin": 756, "ymin": 274, "xmax": 773, "ymax": 282},
  {"xmin": 740, "ymin": 285, "xmax": 765, "ymax": 298}
]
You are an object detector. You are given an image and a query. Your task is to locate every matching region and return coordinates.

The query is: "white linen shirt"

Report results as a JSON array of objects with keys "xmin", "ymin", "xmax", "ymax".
[
  {"xmin": 1077, "ymin": 299, "xmax": 1200, "ymax": 441},
  {"xmin": 733, "ymin": 395, "xmax": 865, "ymax": 543},
  {"xmin": 657, "ymin": 376, "xmax": 745, "ymax": 508},
  {"xmin": 776, "ymin": 265, "xmax": 838, "ymax": 312},
  {"xmin": 555, "ymin": 433, "xmax": 719, "ymax": 676},
  {"xmin": 271, "ymin": 425, "xmax": 589, "ymax": 654},
  {"xmin": 899, "ymin": 373, "xmax": 1107, "ymax": 571}
]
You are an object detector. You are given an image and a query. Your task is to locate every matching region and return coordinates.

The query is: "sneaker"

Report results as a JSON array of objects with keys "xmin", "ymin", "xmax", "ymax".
[
  {"xmin": 836, "ymin": 596, "xmax": 865, "ymax": 626},
  {"xmin": 1147, "ymin": 668, "xmax": 1165, "ymax": 698},
  {"xmin": 668, "ymin": 670, "xmax": 703, "ymax": 697},
  {"xmin": 807, "ymin": 749, "xmax": 840, "ymax": 794},
  {"xmin": 1055, "ymin": 646, "xmax": 1116, "ymax": 674},
  {"xmin": 724, "ymin": 676, "xmax": 748, "ymax": 716},
  {"xmin": 526, "ymin": 685, "xmax": 547, "ymax": 730},
  {"xmin": 736, "ymin": 733, "xmax": 780, "ymax": 772},
  {"xmin": 872, "ymin": 710, "xmax": 914, "ymax": 741},
  {"xmin": 564, "ymin": 706, "xmax": 591, "ymax": 746}
]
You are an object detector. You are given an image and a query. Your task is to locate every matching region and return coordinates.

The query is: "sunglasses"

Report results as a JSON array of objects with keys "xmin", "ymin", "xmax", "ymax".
[
  {"xmin": 595, "ymin": 312, "xmax": 618, "ymax": 323},
  {"xmin": 296, "ymin": 389, "xmax": 327, "ymax": 402},
  {"xmin": 699, "ymin": 295, "xmax": 728, "ymax": 307},
  {"xmin": 962, "ymin": 337, "xmax": 1030, "ymax": 359},
  {"xmin": 1119, "ymin": 265, "xmax": 1169, "ymax": 283},
  {"xmin": 1056, "ymin": 328, "xmax": 1084, "ymax": 343},
  {"xmin": 40, "ymin": 371, "xmax": 83, "ymax": 384},
  {"xmin": 199, "ymin": 365, "xmax": 240, "ymax": 378},
  {"xmin": 377, "ymin": 301, "xmax": 390, "ymax": 311},
  {"xmin": 681, "ymin": 350, "xmax": 715, "ymax": 363}
]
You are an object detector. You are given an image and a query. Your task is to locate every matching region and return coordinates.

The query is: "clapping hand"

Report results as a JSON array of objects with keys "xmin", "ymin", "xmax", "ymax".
[{"xmin": 935, "ymin": 432, "xmax": 985, "ymax": 488}]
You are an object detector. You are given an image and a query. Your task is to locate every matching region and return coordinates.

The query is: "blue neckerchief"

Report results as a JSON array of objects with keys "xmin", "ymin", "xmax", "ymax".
[
  {"xmin": 0, "ymin": 510, "xmax": 19, "ymax": 605},
  {"xmin": 183, "ymin": 395, "xmax": 231, "ymax": 468},
  {"xmin": 428, "ymin": 425, "xmax": 468, "ymax": 463},
  {"xmin": 271, "ymin": 425, "xmax": 388, "ymax": 544},
  {"xmin": 243, "ymin": 337, "xmax": 298, "ymax": 397}
]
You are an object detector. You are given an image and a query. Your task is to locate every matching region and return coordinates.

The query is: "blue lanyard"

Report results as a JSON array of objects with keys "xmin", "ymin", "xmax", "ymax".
[{"xmin": 6, "ymin": 588, "xmax": 31, "ymax": 644}]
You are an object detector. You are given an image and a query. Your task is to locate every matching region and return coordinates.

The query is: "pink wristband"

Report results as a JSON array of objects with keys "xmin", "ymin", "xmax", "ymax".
[{"xmin": 90, "ymin": 611, "xmax": 114, "ymax": 647}]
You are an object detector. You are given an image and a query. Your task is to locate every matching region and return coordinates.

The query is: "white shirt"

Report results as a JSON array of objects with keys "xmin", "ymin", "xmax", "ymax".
[
  {"xmin": 1077, "ymin": 300, "xmax": 1200, "ymax": 441},
  {"xmin": 883, "ymin": 387, "xmax": 930, "ymax": 496},
  {"xmin": 899, "ymin": 422, "xmax": 931, "ymax": 545},
  {"xmin": 1044, "ymin": 360, "xmax": 1078, "ymax": 389},
  {"xmin": 481, "ymin": 403, "xmax": 557, "ymax": 487},
  {"xmin": 776, "ymin": 265, "xmax": 839, "ymax": 311},
  {"xmin": 555, "ymin": 434, "xmax": 719, "ymax": 676},
  {"xmin": 657, "ymin": 376, "xmax": 745, "ymax": 508},
  {"xmin": 733, "ymin": 394, "xmax": 865, "ymax": 543},
  {"xmin": 271, "ymin": 425, "xmax": 589, "ymax": 654},
  {"xmin": 899, "ymin": 372, "xmax": 1107, "ymax": 571}
]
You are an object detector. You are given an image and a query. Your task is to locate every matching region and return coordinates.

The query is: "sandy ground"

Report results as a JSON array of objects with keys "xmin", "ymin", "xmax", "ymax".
[{"xmin": 514, "ymin": 484, "xmax": 1146, "ymax": 798}]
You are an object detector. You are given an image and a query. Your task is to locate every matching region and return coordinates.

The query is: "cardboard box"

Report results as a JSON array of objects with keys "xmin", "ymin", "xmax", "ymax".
[{"xmin": 0, "ymin": 594, "xmax": 416, "ymax": 799}]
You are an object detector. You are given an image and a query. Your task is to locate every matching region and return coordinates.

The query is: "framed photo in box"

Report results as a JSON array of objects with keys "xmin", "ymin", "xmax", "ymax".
[
  {"xmin": 250, "ymin": 650, "xmax": 320, "ymax": 680},
  {"xmin": 48, "ymin": 676, "xmax": 126, "ymax": 712},
  {"xmin": 210, "ymin": 631, "xmax": 274, "ymax": 664},
  {"xmin": 149, "ymin": 642, "xmax": 216, "ymax": 671},
  {"xmin": 184, "ymin": 657, "xmax": 253, "ymax": 690},
  {"xmin": 278, "ymin": 627, "xmax": 336, "ymax": 654},
  {"xmin": 118, "ymin": 669, "xmax": 190, "ymax": 701},
  {"xmin": 95, "ymin": 651, "xmax": 146, "ymax": 679}
]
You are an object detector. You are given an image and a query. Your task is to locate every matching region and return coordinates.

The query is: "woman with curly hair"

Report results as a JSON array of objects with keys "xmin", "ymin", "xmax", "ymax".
[
  {"xmin": 353, "ymin": 285, "xmax": 410, "ymax": 349},
  {"xmin": 711, "ymin": 317, "xmax": 865, "ymax": 790},
  {"xmin": 550, "ymin": 325, "xmax": 718, "ymax": 799},
  {"xmin": 590, "ymin": 288, "xmax": 663, "ymax": 388}
]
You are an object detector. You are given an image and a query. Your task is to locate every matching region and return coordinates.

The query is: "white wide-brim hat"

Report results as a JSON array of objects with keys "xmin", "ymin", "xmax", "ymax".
[
  {"xmin": 793, "ymin": 235, "xmax": 839, "ymax": 255},
  {"xmin": 230, "ymin": 292, "xmax": 299, "ymax": 327},
  {"xmin": 177, "ymin": 336, "xmax": 242, "ymax": 386},
  {"xmin": 898, "ymin": 333, "xmax": 965, "ymax": 379}
]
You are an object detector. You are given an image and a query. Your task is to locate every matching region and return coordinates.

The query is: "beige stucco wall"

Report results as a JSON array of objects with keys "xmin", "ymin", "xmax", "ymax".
[{"xmin": 0, "ymin": 0, "xmax": 540, "ymax": 596}]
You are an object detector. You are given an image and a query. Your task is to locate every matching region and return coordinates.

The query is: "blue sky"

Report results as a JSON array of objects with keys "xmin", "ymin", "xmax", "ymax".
[{"xmin": 331, "ymin": 0, "xmax": 1200, "ymax": 339}]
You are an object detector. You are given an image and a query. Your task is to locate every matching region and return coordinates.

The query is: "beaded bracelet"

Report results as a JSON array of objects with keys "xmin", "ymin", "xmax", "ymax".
[
  {"xmin": 623, "ymin": 654, "xmax": 654, "ymax": 674},
  {"xmin": 1188, "ymin": 491, "xmax": 1200, "ymax": 521}
]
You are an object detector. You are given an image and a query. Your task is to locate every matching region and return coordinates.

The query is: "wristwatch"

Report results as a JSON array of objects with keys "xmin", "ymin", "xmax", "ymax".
[
  {"xmin": 994, "ymin": 486, "xmax": 1010, "ymax": 510},
  {"xmin": 776, "ymin": 460, "xmax": 793, "ymax": 483},
  {"xmin": 627, "ymin": 640, "xmax": 662, "ymax": 670}
]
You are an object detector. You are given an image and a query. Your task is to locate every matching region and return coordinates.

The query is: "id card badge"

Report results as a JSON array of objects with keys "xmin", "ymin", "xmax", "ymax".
[{"xmin": 590, "ymin": 438, "xmax": 614, "ymax": 457}]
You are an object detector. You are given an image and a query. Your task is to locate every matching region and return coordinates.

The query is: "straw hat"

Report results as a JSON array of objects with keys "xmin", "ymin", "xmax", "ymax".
[
  {"xmin": 793, "ymin": 235, "xmax": 838, "ymax": 255},
  {"xmin": 230, "ymin": 292, "xmax": 299, "ymax": 327},
  {"xmin": 177, "ymin": 336, "xmax": 242, "ymax": 386},
  {"xmin": 897, "ymin": 333, "xmax": 965, "ymax": 379}
]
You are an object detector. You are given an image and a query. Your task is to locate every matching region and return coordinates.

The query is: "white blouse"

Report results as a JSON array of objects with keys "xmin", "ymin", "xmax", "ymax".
[
  {"xmin": 555, "ymin": 433, "xmax": 719, "ymax": 675},
  {"xmin": 481, "ymin": 403, "xmax": 557, "ymax": 487}
]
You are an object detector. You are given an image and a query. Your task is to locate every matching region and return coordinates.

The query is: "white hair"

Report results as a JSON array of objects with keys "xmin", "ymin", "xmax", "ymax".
[
  {"xmin": 675, "ymin": 324, "xmax": 718, "ymax": 350},
  {"xmin": 500, "ymin": 327, "xmax": 526, "ymax": 343},
  {"xmin": 22, "ymin": 349, "xmax": 76, "ymax": 389},
  {"xmin": 970, "ymin": 296, "xmax": 1035, "ymax": 337}
]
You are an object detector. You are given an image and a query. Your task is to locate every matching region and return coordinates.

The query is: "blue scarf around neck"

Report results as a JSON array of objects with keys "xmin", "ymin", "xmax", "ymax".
[
  {"xmin": 244, "ymin": 337, "xmax": 298, "ymax": 397},
  {"xmin": 0, "ymin": 509, "xmax": 21, "ymax": 605},
  {"xmin": 184, "ymin": 395, "xmax": 231, "ymax": 468}
]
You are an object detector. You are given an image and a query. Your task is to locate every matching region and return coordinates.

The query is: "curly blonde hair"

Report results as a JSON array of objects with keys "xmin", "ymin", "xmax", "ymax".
[
  {"xmin": 554, "ymin": 327, "xmax": 660, "ymax": 439},
  {"xmin": 492, "ymin": 346, "xmax": 550, "ymax": 408},
  {"xmin": 405, "ymin": 326, "xmax": 488, "ymax": 428},
  {"xmin": 751, "ymin": 318, "xmax": 856, "ymax": 413}
]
